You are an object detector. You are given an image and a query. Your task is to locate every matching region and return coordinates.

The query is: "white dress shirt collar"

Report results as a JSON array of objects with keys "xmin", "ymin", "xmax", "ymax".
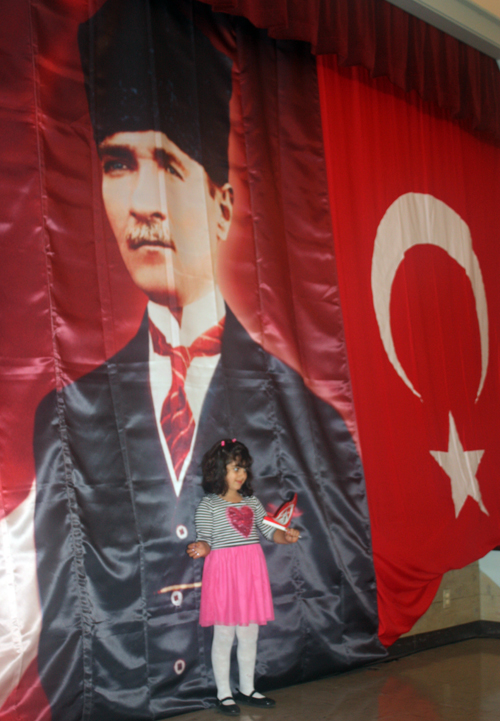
[{"xmin": 147, "ymin": 286, "xmax": 225, "ymax": 348}]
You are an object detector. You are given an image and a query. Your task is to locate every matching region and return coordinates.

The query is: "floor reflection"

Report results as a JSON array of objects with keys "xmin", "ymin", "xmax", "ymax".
[{"xmin": 166, "ymin": 638, "xmax": 500, "ymax": 721}]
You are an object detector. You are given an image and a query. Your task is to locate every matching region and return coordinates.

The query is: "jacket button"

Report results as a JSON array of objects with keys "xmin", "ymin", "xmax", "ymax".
[
  {"xmin": 171, "ymin": 590, "xmax": 183, "ymax": 607},
  {"xmin": 174, "ymin": 659, "xmax": 186, "ymax": 675},
  {"xmin": 176, "ymin": 524, "xmax": 188, "ymax": 539}
]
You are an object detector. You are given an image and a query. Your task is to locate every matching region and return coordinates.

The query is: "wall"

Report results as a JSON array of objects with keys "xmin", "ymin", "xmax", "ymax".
[
  {"xmin": 479, "ymin": 551, "xmax": 500, "ymax": 623},
  {"xmin": 402, "ymin": 551, "xmax": 500, "ymax": 636}
]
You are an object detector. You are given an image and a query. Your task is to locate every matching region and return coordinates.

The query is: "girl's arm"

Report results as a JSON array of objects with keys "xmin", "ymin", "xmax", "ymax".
[
  {"xmin": 187, "ymin": 496, "xmax": 213, "ymax": 558},
  {"xmin": 273, "ymin": 527, "xmax": 300, "ymax": 544}
]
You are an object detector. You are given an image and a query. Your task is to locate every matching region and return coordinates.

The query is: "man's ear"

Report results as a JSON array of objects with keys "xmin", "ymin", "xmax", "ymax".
[{"xmin": 216, "ymin": 183, "xmax": 234, "ymax": 242}]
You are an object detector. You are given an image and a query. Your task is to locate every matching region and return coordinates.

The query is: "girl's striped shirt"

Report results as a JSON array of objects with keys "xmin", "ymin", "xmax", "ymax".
[{"xmin": 195, "ymin": 494, "xmax": 275, "ymax": 549}]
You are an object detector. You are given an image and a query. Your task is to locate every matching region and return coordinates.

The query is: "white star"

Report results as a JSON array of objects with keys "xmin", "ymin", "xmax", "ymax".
[{"xmin": 430, "ymin": 412, "xmax": 488, "ymax": 518}]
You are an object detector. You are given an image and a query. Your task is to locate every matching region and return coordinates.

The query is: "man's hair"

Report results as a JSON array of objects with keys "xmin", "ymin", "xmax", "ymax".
[
  {"xmin": 78, "ymin": 0, "xmax": 233, "ymax": 187},
  {"xmin": 201, "ymin": 439, "xmax": 254, "ymax": 497}
]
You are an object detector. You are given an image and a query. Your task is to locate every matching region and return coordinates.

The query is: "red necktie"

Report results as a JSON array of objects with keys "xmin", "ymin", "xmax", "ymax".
[{"xmin": 149, "ymin": 317, "xmax": 225, "ymax": 478}]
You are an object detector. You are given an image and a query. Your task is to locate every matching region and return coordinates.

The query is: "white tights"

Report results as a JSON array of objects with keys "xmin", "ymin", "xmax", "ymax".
[{"xmin": 211, "ymin": 624, "xmax": 264, "ymax": 703}]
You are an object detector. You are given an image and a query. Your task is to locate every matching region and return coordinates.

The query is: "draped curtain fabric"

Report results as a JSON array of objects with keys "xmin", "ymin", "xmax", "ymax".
[
  {"xmin": 318, "ymin": 55, "xmax": 500, "ymax": 644},
  {"xmin": 2, "ymin": 0, "xmax": 500, "ymax": 717},
  {"xmin": 200, "ymin": 0, "xmax": 500, "ymax": 141}
]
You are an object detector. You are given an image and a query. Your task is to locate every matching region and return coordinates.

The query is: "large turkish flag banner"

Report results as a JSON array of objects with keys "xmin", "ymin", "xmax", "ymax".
[{"xmin": 318, "ymin": 56, "xmax": 500, "ymax": 645}]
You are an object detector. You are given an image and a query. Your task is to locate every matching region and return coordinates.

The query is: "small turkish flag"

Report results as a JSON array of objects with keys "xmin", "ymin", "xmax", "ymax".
[{"xmin": 263, "ymin": 493, "xmax": 298, "ymax": 531}]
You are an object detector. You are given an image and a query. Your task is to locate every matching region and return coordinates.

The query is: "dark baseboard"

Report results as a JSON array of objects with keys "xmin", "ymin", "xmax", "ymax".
[{"xmin": 385, "ymin": 621, "xmax": 500, "ymax": 661}]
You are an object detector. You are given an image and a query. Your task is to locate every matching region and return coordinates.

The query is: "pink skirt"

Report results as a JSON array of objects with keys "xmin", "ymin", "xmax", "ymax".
[{"xmin": 199, "ymin": 544, "xmax": 274, "ymax": 627}]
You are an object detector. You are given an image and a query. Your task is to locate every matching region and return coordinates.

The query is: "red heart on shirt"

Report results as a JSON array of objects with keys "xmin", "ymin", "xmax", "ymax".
[{"xmin": 227, "ymin": 506, "xmax": 254, "ymax": 538}]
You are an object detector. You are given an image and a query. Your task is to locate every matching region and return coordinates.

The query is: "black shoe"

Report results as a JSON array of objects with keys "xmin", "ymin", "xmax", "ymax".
[
  {"xmin": 216, "ymin": 697, "xmax": 241, "ymax": 716},
  {"xmin": 234, "ymin": 690, "xmax": 276, "ymax": 708}
]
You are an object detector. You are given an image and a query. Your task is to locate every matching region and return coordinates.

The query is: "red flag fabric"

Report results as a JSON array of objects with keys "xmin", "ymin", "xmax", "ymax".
[{"xmin": 318, "ymin": 55, "xmax": 500, "ymax": 645}]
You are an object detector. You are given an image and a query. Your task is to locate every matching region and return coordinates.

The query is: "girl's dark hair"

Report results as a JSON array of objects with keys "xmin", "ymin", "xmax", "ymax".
[{"xmin": 201, "ymin": 438, "xmax": 254, "ymax": 497}]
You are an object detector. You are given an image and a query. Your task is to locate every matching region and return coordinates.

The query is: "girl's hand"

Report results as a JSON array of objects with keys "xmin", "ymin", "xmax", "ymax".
[
  {"xmin": 273, "ymin": 527, "xmax": 300, "ymax": 544},
  {"xmin": 284, "ymin": 527, "xmax": 300, "ymax": 544},
  {"xmin": 187, "ymin": 541, "xmax": 211, "ymax": 559}
]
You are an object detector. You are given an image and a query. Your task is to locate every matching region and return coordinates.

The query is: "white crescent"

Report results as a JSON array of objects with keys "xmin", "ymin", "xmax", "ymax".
[{"xmin": 371, "ymin": 193, "xmax": 488, "ymax": 401}]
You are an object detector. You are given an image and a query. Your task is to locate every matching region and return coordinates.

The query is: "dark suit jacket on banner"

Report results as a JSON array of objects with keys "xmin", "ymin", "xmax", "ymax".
[{"xmin": 34, "ymin": 307, "xmax": 385, "ymax": 721}]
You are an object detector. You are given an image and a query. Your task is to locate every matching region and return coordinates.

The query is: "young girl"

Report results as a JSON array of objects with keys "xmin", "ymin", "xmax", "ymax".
[{"xmin": 187, "ymin": 438, "xmax": 299, "ymax": 716}]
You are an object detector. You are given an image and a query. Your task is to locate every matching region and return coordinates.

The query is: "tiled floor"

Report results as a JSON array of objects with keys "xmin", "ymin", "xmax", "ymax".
[{"xmin": 166, "ymin": 638, "xmax": 500, "ymax": 720}]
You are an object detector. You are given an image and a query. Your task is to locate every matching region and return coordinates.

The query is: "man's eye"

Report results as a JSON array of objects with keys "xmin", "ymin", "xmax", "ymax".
[
  {"xmin": 165, "ymin": 163, "xmax": 183, "ymax": 180},
  {"xmin": 102, "ymin": 159, "xmax": 131, "ymax": 174}
]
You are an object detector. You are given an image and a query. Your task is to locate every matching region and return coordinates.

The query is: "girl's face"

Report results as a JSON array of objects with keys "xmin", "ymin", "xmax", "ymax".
[{"xmin": 225, "ymin": 459, "xmax": 247, "ymax": 494}]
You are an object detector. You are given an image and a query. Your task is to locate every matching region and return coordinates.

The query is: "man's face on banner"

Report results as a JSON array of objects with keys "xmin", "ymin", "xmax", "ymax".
[{"xmin": 100, "ymin": 130, "xmax": 233, "ymax": 310}]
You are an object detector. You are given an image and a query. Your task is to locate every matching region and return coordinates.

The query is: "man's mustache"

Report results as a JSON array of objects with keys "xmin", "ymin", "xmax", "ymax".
[{"xmin": 126, "ymin": 223, "xmax": 176, "ymax": 251}]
